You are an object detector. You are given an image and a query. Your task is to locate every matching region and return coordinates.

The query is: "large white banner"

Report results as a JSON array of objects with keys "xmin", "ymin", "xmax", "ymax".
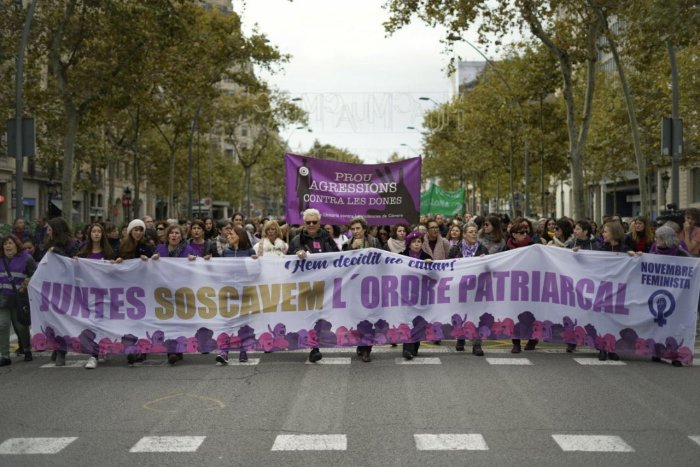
[{"xmin": 28, "ymin": 246, "xmax": 700, "ymax": 363}]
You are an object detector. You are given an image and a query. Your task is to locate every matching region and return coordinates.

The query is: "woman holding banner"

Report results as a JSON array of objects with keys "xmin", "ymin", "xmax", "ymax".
[
  {"xmin": 119, "ymin": 219, "xmax": 155, "ymax": 262},
  {"xmin": 289, "ymin": 209, "xmax": 339, "ymax": 363},
  {"xmin": 448, "ymin": 222, "xmax": 488, "ymax": 356},
  {"xmin": 446, "ymin": 224, "xmax": 463, "ymax": 249},
  {"xmin": 504, "ymin": 224, "xmax": 539, "ymax": 354},
  {"xmin": 41, "ymin": 218, "xmax": 80, "ymax": 366},
  {"xmin": 256, "ymin": 220, "xmax": 288, "ymax": 257},
  {"xmin": 342, "ymin": 216, "xmax": 380, "ymax": 363},
  {"xmin": 0, "ymin": 234, "xmax": 36, "ymax": 366},
  {"xmin": 648, "ymin": 225, "xmax": 689, "ymax": 367},
  {"xmin": 401, "ymin": 231, "xmax": 432, "ymax": 360},
  {"xmin": 76, "ymin": 223, "xmax": 116, "ymax": 261},
  {"xmin": 154, "ymin": 224, "xmax": 196, "ymax": 260}
]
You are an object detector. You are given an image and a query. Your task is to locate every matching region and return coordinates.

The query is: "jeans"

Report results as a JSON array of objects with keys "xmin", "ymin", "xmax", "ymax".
[{"xmin": 0, "ymin": 305, "xmax": 31, "ymax": 358}]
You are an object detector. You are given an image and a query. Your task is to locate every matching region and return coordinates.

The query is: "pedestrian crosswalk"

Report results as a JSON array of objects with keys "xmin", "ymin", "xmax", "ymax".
[
  {"xmin": 1, "ymin": 433, "xmax": 698, "ymax": 454},
  {"xmin": 33, "ymin": 351, "xmax": 644, "ymax": 368}
]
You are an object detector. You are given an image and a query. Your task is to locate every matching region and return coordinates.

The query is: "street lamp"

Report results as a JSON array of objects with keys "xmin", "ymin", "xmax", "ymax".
[
  {"xmin": 661, "ymin": 171, "xmax": 670, "ymax": 212},
  {"xmin": 122, "ymin": 187, "xmax": 132, "ymax": 222},
  {"xmin": 418, "ymin": 96, "xmax": 440, "ymax": 106}
]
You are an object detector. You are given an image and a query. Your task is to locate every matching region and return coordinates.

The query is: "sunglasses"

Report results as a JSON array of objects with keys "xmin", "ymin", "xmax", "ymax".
[
  {"xmin": 156, "ymin": 227, "xmax": 165, "ymax": 231},
  {"xmin": 305, "ymin": 220, "xmax": 318, "ymax": 225}
]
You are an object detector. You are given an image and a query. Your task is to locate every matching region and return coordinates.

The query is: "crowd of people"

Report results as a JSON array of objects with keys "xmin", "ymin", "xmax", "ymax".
[{"xmin": 0, "ymin": 207, "xmax": 698, "ymax": 369}]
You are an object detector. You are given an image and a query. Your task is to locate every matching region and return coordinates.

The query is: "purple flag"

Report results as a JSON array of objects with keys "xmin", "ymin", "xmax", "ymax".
[{"xmin": 285, "ymin": 153, "xmax": 421, "ymax": 226}]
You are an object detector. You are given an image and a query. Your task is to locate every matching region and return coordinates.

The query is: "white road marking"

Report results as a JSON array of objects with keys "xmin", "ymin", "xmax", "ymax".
[
  {"xmin": 394, "ymin": 357, "xmax": 442, "ymax": 365},
  {"xmin": 305, "ymin": 357, "xmax": 351, "ymax": 365},
  {"xmin": 129, "ymin": 436, "xmax": 205, "ymax": 453},
  {"xmin": 574, "ymin": 358, "xmax": 626, "ymax": 366},
  {"xmin": 40, "ymin": 361, "xmax": 86, "ymax": 368},
  {"xmin": 0, "ymin": 437, "xmax": 77, "ymax": 454},
  {"xmin": 271, "ymin": 434, "xmax": 347, "ymax": 451},
  {"xmin": 689, "ymin": 435, "xmax": 700, "ymax": 446},
  {"xmin": 552, "ymin": 435, "xmax": 634, "ymax": 452},
  {"xmin": 226, "ymin": 358, "xmax": 260, "ymax": 366},
  {"xmin": 485, "ymin": 358, "xmax": 533, "ymax": 365},
  {"xmin": 414, "ymin": 434, "xmax": 489, "ymax": 451}
]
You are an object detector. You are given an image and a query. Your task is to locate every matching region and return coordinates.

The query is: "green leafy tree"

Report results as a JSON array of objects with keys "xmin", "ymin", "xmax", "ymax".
[{"xmin": 384, "ymin": 0, "xmax": 604, "ymax": 219}]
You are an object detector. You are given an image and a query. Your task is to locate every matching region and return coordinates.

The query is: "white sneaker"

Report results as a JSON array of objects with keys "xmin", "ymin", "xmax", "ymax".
[{"xmin": 85, "ymin": 356, "xmax": 98, "ymax": 369}]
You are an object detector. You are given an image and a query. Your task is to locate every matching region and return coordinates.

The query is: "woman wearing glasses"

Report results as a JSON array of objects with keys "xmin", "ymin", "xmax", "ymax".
[
  {"xmin": 423, "ymin": 218, "xmax": 450, "ymax": 260},
  {"xmin": 448, "ymin": 222, "xmax": 488, "ymax": 355},
  {"xmin": 547, "ymin": 218, "xmax": 575, "ymax": 248},
  {"xmin": 478, "ymin": 215, "xmax": 506, "ymax": 254},
  {"xmin": 504, "ymin": 223, "xmax": 538, "ymax": 353},
  {"xmin": 289, "ymin": 209, "xmax": 339, "ymax": 363}
]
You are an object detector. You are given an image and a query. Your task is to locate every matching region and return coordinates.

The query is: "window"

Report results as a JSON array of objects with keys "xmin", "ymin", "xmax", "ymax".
[
  {"xmin": 692, "ymin": 167, "xmax": 700, "ymax": 203},
  {"xmin": 240, "ymin": 127, "xmax": 248, "ymax": 137}
]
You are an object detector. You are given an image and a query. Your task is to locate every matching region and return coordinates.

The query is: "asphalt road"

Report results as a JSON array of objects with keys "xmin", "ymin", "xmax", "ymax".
[{"xmin": 1, "ymin": 342, "xmax": 700, "ymax": 467}]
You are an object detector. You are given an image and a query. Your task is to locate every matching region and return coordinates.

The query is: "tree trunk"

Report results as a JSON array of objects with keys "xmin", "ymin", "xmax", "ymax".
[
  {"xmin": 590, "ymin": 3, "xmax": 649, "ymax": 217},
  {"xmin": 62, "ymin": 103, "xmax": 79, "ymax": 227},
  {"xmin": 523, "ymin": 8, "xmax": 601, "ymax": 220}
]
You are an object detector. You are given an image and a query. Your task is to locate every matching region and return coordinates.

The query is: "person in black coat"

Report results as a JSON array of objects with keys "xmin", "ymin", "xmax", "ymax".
[
  {"xmin": 288, "ymin": 209, "xmax": 339, "ymax": 363},
  {"xmin": 400, "ymin": 231, "xmax": 432, "ymax": 359}
]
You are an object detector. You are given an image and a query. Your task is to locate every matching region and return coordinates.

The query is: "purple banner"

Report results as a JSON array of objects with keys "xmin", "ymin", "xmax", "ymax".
[{"xmin": 285, "ymin": 153, "xmax": 421, "ymax": 225}]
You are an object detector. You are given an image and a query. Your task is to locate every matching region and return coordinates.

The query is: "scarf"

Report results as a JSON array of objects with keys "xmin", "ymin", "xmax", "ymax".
[
  {"xmin": 387, "ymin": 238, "xmax": 405, "ymax": 253},
  {"xmin": 549, "ymin": 235, "xmax": 574, "ymax": 248},
  {"xmin": 215, "ymin": 235, "xmax": 229, "ymax": 256},
  {"xmin": 654, "ymin": 245, "xmax": 680, "ymax": 256},
  {"xmin": 167, "ymin": 241, "xmax": 187, "ymax": 258},
  {"xmin": 507, "ymin": 234, "xmax": 532, "ymax": 250},
  {"xmin": 460, "ymin": 240, "xmax": 479, "ymax": 258}
]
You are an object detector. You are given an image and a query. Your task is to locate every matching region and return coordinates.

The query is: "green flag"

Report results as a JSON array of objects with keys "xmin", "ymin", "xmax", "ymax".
[{"xmin": 420, "ymin": 184, "xmax": 464, "ymax": 216}]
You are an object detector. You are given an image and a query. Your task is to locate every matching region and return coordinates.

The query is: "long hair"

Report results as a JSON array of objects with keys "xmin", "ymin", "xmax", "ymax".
[
  {"xmin": 119, "ymin": 224, "xmax": 147, "ymax": 259},
  {"xmin": 482, "ymin": 215, "xmax": 504, "ymax": 243},
  {"xmin": 77, "ymin": 223, "xmax": 114, "ymax": 260},
  {"xmin": 232, "ymin": 225, "xmax": 252, "ymax": 249},
  {"xmin": 45, "ymin": 217, "xmax": 73, "ymax": 250},
  {"xmin": 630, "ymin": 216, "xmax": 653, "ymax": 242}
]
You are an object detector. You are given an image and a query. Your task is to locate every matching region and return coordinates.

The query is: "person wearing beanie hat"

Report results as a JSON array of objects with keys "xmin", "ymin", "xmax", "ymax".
[
  {"xmin": 342, "ymin": 216, "xmax": 380, "ymax": 363},
  {"xmin": 399, "ymin": 231, "xmax": 432, "ymax": 360},
  {"xmin": 127, "ymin": 219, "xmax": 146, "ymax": 237}
]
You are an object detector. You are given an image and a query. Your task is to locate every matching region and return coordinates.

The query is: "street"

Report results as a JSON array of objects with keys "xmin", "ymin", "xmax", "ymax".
[{"xmin": 1, "ymin": 342, "xmax": 699, "ymax": 466}]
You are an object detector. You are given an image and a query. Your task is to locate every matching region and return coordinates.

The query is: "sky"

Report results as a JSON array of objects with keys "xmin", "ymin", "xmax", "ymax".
[{"xmin": 233, "ymin": 0, "xmax": 489, "ymax": 163}]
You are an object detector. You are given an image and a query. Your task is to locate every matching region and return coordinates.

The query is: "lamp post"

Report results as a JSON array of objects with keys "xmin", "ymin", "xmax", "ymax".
[
  {"xmin": 122, "ymin": 187, "xmax": 132, "ymax": 222},
  {"xmin": 418, "ymin": 96, "xmax": 440, "ymax": 106},
  {"xmin": 661, "ymin": 171, "xmax": 670, "ymax": 213}
]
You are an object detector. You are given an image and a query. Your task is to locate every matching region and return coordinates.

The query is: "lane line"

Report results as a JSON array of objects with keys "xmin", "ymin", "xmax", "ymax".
[
  {"xmin": 485, "ymin": 358, "xmax": 533, "ymax": 365},
  {"xmin": 304, "ymin": 357, "xmax": 351, "ymax": 365},
  {"xmin": 414, "ymin": 434, "xmax": 489, "ymax": 451},
  {"xmin": 129, "ymin": 436, "xmax": 205, "ymax": 453},
  {"xmin": 394, "ymin": 357, "xmax": 442, "ymax": 365},
  {"xmin": 271, "ymin": 434, "xmax": 347, "ymax": 451},
  {"xmin": 552, "ymin": 435, "xmax": 634, "ymax": 452},
  {"xmin": 689, "ymin": 435, "xmax": 700, "ymax": 446},
  {"xmin": 0, "ymin": 437, "xmax": 78, "ymax": 455},
  {"xmin": 574, "ymin": 358, "xmax": 627, "ymax": 366}
]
